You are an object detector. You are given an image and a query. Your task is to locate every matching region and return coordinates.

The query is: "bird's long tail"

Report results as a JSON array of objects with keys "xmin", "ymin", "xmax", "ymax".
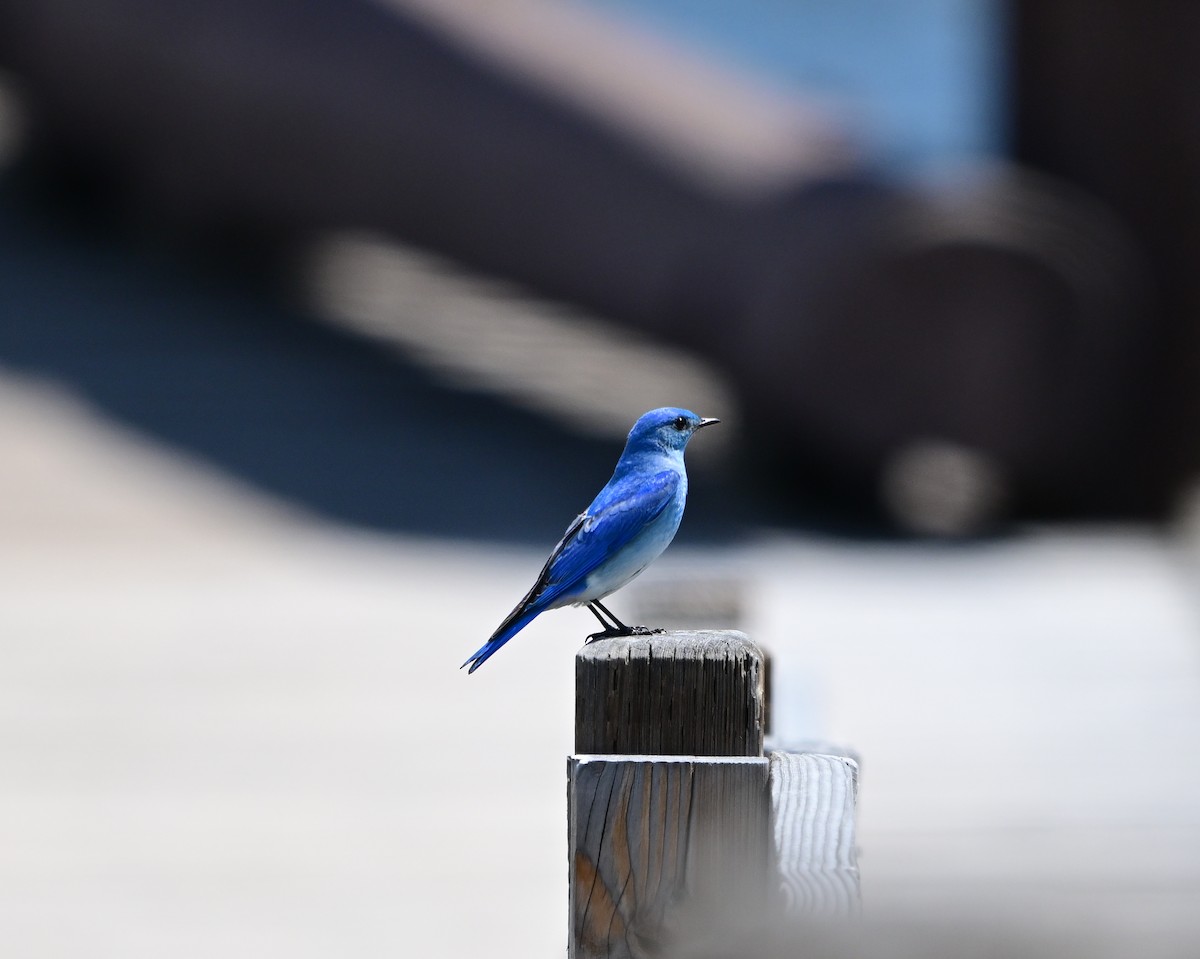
[{"xmin": 460, "ymin": 609, "xmax": 539, "ymax": 674}]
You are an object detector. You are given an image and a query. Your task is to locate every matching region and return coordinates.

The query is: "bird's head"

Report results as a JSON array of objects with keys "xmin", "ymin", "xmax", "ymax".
[{"xmin": 625, "ymin": 407, "xmax": 720, "ymax": 456}]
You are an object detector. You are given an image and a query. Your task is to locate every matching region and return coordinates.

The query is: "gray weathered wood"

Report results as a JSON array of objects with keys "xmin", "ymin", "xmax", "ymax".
[
  {"xmin": 575, "ymin": 630, "xmax": 767, "ymax": 756},
  {"xmin": 568, "ymin": 756, "xmax": 771, "ymax": 959},
  {"xmin": 768, "ymin": 750, "xmax": 861, "ymax": 916},
  {"xmin": 570, "ymin": 630, "xmax": 859, "ymax": 956}
]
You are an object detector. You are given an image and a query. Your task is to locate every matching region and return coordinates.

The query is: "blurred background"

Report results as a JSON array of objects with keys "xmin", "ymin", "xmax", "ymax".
[{"xmin": 0, "ymin": 0, "xmax": 1199, "ymax": 955}]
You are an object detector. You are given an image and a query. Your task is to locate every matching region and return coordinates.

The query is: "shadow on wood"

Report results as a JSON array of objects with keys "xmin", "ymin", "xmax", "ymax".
[{"xmin": 569, "ymin": 756, "xmax": 771, "ymax": 959}]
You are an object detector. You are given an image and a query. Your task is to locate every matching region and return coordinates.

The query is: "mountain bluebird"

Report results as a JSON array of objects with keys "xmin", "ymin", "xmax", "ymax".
[{"xmin": 461, "ymin": 407, "xmax": 719, "ymax": 673}]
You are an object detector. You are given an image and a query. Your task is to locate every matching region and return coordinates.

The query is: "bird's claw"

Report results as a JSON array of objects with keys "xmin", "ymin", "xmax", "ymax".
[{"xmin": 585, "ymin": 625, "xmax": 662, "ymax": 643}]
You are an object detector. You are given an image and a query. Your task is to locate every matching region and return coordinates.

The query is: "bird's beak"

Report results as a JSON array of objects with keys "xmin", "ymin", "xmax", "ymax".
[{"xmin": 696, "ymin": 417, "xmax": 720, "ymax": 429}]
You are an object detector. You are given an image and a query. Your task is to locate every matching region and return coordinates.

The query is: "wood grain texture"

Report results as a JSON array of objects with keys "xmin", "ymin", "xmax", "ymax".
[
  {"xmin": 568, "ymin": 756, "xmax": 771, "ymax": 959},
  {"xmin": 575, "ymin": 630, "xmax": 767, "ymax": 756},
  {"xmin": 768, "ymin": 750, "xmax": 860, "ymax": 916}
]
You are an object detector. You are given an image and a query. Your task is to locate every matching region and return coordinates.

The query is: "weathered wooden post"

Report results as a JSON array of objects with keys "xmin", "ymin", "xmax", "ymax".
[{"xmin": 568, "ymin": 630, "xmax": 859, "ymax": 958}]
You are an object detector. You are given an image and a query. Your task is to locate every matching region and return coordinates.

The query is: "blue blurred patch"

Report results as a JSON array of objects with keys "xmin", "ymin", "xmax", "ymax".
[{"xmin": 577, "ymin": 0, "xmax": 1006, "ymax": 167}]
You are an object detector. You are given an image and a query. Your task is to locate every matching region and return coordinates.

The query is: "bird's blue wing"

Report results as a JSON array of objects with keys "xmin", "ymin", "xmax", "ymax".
[
  {"xmin": 460, "ymin": 468, "xmax": 681, "ymax": 676},
  {"xmin": 540, "ymin": 469, "xmax": 679, "ymax": 604},
  {"xmin": 461, "ymin": 470, "xmax": 679, "ymax": 672}
]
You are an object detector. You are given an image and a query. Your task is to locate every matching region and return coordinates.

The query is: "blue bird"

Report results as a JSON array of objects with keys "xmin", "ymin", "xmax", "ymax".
[{"xmin": 461, "ymin": 407, "xmax": 719, "ymax": 673}]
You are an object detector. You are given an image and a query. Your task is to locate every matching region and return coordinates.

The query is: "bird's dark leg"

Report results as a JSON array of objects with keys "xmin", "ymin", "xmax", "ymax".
[
  {"xmin": 585, "ymin": 600, "xmax": 663, "ymax": 642},
  {"xmin": 585, "ymin": 602, "xmax": 621, "ymax": 641},
  {"xmin": 591, "ymin": 600, "xmax": 628, "ymax": 632}
]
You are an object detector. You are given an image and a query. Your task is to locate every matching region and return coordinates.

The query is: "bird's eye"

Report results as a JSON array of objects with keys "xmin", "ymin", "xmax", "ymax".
[{"xmin": 673, "ymin": 416, "xmax": 688, "ymax": 431}]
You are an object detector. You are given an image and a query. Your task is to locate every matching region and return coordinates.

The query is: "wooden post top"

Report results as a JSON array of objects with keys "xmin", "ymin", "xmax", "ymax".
[{"xmin": 575, "ymin": 629, "xmax": 767, "ymax": 757}]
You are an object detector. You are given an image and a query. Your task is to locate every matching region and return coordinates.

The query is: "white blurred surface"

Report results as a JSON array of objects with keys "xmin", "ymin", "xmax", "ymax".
[{"xmin": 2, "ymin": 368, "xmax": 1200, "ymax": 955}]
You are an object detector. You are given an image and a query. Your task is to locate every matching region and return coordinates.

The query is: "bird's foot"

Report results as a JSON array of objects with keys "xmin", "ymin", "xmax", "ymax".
[{"xmin": 585, "ymin": 625, "xmax": 662, "ymax": 642}]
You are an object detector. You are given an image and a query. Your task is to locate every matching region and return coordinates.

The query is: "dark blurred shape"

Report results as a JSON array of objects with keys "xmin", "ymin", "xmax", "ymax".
[
  {"xmin": 718, "ymin": 170, "xmax": 1152, "ymax": 530},
  {"xmin": 1012, "ymin": 2, "xmax": 1200, "ymax": 513},
  {"xmin": 0, "ymin": 0, "xmax": 1176, "ymax": 533},
  {"xmin": 0, "ymin": 178, "xmax": 644, "ymax": 542}
]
